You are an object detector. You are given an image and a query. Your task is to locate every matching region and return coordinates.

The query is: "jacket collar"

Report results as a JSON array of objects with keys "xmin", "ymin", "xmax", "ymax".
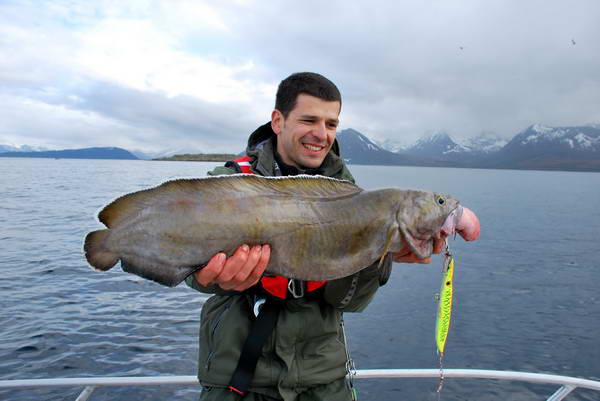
[{"xmin": 245, "ymin": 122, "xmax": 346, "ymax": 178}]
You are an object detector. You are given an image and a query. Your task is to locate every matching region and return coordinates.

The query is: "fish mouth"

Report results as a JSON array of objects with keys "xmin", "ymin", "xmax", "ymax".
[
  {"xmin": 440, "ymin": 206, "xmax": 464, "ymax": 237},
  {"xmin": 399, "ymin": 205, "xmax": 480, "ymax": 259},
  {"xmin": 440, "ymin": 206, "xmax": 480, "ymax": 241}
]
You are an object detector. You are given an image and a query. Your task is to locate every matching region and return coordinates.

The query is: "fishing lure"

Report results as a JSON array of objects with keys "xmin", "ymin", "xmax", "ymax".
[
  {"xmin": 435, "ymin": 240, "xmax": 455, "ymax": 394},
  {"xmin": 436, "ymin": 242, "xmax": 454, "ymax": 355}
]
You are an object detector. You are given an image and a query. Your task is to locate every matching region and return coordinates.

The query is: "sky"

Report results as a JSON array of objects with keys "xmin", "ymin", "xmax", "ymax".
[{"xmin": 1, "ymin": 0, "xmax": 599, "ymax": 155}]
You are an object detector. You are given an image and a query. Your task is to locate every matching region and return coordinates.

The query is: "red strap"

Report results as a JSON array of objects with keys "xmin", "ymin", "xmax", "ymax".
[
  {"xmin": 233, "ymin": 155, "xmax": 254, "ymax": 174},
  {"xmin": 260, "ymin": 276, "xmax": 289, "ymax": 300},
  {"xmin": 306, "ymin": 280, "xmax": 327, "ymax": 292},
  {"xmin": 228, "ymin": 386, "xmax": 245, "ymax": 395},
  {"xmin": 260, "ymin": 276, "xmax": 327, "ymax": 299}
]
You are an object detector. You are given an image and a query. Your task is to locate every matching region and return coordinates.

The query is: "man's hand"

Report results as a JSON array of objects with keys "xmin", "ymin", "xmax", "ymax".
[
  {"xmin": 194, "ymin": 244, "xmax": 271, "ymax": 291},
  {"xmin": 391, "ymin": 237, "xmax": 446, "ymax": 264}
]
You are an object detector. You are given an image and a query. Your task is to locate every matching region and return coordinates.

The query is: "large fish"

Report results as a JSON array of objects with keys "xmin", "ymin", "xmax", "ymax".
[{"xmin": 84, "ymin": 174, "xmax": 480, "ymax": 287}]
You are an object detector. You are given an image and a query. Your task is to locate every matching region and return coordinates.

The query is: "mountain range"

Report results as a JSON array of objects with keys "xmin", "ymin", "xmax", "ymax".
[
  {"xmin": 339, "ymin": 124, "xmax": 600, "ymax": 172},
  {"xmin": 1, "ymin": 124, "xmax": 599, "ymax": 171}
]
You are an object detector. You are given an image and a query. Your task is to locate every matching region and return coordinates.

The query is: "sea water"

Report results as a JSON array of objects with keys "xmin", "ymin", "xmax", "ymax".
[{"xmin": 1, "ymin": 158, "xmax": 599, "ymax": 400}]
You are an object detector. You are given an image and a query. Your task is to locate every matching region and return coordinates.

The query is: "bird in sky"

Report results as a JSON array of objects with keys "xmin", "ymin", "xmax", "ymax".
[{"xmin": 571, "ymin": 38, "xmax": 576, "ymax": 45}]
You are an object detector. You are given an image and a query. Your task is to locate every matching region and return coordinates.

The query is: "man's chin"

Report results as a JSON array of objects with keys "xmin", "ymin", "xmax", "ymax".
[
  {"xmin": 296, "ymin": 150, "xmax": 329, "ymax": 170},
  {"xmin": 297, "ymin": 156, "xmax": 326, "ymax": 170}
]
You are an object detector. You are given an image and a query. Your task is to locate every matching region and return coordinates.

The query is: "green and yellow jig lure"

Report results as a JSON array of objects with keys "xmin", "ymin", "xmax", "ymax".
[
  {"xmin": 435, "ymin": 241, "xmax": 455, "ymax": 394},
  {"xmin": 436, "ymin": 244, "xmax": 454, "ymax": 355}
]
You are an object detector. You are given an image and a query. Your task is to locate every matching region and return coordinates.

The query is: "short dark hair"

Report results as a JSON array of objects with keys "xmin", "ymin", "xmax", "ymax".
[{"xmin": 275, "ymin": 72, "xmax": 342, "ymax": 118}]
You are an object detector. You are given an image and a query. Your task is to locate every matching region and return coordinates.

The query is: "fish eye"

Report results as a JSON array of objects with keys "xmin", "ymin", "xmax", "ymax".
[{"xmin": 435, "ymin": 195, "xmax": 446, "ymax": 205}]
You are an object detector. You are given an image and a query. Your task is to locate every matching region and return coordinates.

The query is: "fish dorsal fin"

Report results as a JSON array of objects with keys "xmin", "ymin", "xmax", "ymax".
[
  {"xmin": 98, "ymin": 174, "xmax": 362, "ymax": 228},
  {"xmin": 225, "ymin": 174, "xmax": 363, "ymax": 198}
]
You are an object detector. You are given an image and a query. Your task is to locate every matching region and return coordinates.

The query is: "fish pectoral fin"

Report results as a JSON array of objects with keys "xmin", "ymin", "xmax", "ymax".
[
  {"xmin": 398, "ymin": 223, "xmax": 432, "ymax": 260},
  {"xmin": 377, "ymin": 226, "xmax": 396, "ymax": 269},
  {"xmin": 84, "ymin": 229, "xmax": 119, "ymax": 271}
]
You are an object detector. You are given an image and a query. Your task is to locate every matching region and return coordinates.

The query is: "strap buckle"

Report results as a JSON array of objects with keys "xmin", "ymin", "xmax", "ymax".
[
  {"xmin": 287, "ymin": 279, "xmax": 304, "ymax": 298},
  {"xmin": 253, "ymin": 296, "xmax": 266, "ymax": 317}
]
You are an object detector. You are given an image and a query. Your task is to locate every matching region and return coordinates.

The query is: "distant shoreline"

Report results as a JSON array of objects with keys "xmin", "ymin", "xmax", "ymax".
[
  {"xmin": 1, "ymin": 152, "xmax": 598, "ymax": 173},
  {"xmin": 153, "ymin": 153, "xmax": 238, "ymax": 162}
]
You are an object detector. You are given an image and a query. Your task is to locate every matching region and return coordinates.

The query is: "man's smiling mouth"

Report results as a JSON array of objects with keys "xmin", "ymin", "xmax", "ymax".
[{"xmin": 303, "ymin": 143, "xmax": 324, "ymax": 151}]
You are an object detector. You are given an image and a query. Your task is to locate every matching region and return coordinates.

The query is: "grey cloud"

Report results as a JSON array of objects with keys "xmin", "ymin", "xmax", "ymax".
[
  {"xmin": 1, "ymin": 0, "xmax": 599, "ymax": 151},
  {"xmin": 214, "ymin": 0, "xmax": 600, "ymax": 141},
  {"xmin": 1, "ymin": 80, "xmax": 260, "ymax": 152}
]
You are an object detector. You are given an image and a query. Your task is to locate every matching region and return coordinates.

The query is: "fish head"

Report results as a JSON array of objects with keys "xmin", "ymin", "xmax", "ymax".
[{"xmin": 395, "ymin": 191, "xmax": 461, "ymax": 258}]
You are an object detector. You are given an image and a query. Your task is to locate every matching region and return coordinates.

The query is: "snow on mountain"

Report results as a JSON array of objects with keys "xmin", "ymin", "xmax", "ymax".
[
  {"xmin": 376, "ymin": 131, "xmax": 507, "ymax": 158},
  {"xmin": 483, "ymin": 124, "xmax": 600, "ymax": 171},
  {"xmin": 401, "ymin": 131, "xmax": 470, "ymax": 160},
  {"xmin": 510, "ymin": 124, "xmax": 600, "ymax": 152},
  {"xmin": 336, "ymin": 128, "xmax": 419, "ymax": 165},
  {"xmin": 375, "ymin": 138, "xmax": 411, "ymax": 153},
  {"xmin": 458, "ymin": 132, "xmax": 508, "ymax": 154}
]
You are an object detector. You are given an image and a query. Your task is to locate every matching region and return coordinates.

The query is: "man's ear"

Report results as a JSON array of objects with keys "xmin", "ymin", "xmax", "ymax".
[{"xmin": 271, "ymin": 109, "xmax": 283, "ymax": 135}]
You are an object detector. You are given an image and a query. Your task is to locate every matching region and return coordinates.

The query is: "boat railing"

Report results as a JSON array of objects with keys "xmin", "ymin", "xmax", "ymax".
[{"xmin": 1, "ymin": 369, "xmax": 599, "ymax": 401}]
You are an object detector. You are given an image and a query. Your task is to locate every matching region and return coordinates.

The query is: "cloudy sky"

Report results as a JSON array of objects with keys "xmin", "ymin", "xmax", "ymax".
[{"xmin": 1, "ymin": 0, "xmax": 599, "ymax": 154}]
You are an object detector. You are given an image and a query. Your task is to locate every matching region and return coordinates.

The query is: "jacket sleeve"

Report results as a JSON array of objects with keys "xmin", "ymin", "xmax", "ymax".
[
  {"xmin": 184, "ymin": 163, "xmax": 238, "ymax": 294},
  {"xmin": 323, "ymin": 254, "xmax": 392, "ymax": 312},
  {"xmin": 207, "ymin": 165, "xmax": 239, "ymax": 176},
  {"xmin": 185, "ymin": 274, "xmax": 231, "ymax": 294}
]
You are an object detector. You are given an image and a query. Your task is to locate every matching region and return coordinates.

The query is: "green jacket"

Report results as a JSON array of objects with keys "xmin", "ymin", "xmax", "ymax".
[{"xmin": 186, "ymin": 122, "xmax": 391, "ymax": 397}]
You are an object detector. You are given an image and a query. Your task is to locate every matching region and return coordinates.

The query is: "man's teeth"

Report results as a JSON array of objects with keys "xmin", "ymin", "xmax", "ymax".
[{"xmin": 303, "ymin": 144, "xmax": 322, "ymax": 151}]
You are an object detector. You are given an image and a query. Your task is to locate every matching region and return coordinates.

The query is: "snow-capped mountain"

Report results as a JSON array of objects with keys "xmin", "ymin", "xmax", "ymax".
[
  {"xmin": 341, "ymin": 124, "xmax": 599, "ymax": 171},
  {"xmin": 396, "ymin": 131, "xmax": 508, "ymax": 162},
  {"xmin": 511, "ymin": 124, "xmax": 599, "ymax": 153},
  {"xmin": 374, "ymin": 137, "xmax": 411, "ymax": 153},
  {"xmin": 458, "ymin": 132, "xmax": 508, "ymax": 154},
  {"xmin": 336, "ymin": 128, "xmax": 423, "ymax": 166},
  {"xmin": 482, "ymin": 124, "xmax": 600, "ymax": 171},
  {"xmin": 401, "ymin": 132, "xmax": 468, "ymax": 160},
  {"xmin": 491, "ymin": 124, "xmax": 600, "ymax": 162}
]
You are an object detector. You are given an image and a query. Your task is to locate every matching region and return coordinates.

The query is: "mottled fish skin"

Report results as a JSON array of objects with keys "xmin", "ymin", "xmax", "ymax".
[{"xmin": 84, "ymin": 174, "xmax": 461, "ymax": 287}]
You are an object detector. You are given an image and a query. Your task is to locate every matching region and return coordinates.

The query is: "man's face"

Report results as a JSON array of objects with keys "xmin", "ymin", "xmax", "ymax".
[{"xmin": 271, "ymin": 94, "xmax": 340, "ymax": 169}]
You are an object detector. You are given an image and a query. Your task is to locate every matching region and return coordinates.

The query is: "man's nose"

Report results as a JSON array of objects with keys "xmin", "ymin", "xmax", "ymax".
[{"xmin": 312, "ymin": 121, "xmax": 328, "ymax": 140}]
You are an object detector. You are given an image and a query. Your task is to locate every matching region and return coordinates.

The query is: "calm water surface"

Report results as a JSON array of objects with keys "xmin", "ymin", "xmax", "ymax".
[{"xmin": 1, "ymin": 158, "xmax": 599, "ymax": 400}]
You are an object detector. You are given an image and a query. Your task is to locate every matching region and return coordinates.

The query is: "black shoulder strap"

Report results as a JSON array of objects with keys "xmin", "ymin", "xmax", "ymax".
[{"xmin": 228, "ymin": 299, "xmax": 280, "ymax": 395}]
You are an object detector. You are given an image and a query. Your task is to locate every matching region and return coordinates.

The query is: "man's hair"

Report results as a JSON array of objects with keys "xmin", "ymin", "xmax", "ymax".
[{"xmin": 275, "ymin": 72, "xmax": 342, "ymax": 118}]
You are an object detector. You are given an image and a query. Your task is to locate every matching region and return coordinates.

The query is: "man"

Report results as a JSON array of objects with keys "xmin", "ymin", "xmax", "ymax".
[{"xmin": 186, "ymin": 72, "xmax": 446, "ymax": 400}]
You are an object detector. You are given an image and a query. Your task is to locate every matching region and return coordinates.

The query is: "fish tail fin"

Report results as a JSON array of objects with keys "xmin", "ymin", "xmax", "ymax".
[{"xmin": 84, "ymin": 229, "xmax": 119, "ymax": 271}]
